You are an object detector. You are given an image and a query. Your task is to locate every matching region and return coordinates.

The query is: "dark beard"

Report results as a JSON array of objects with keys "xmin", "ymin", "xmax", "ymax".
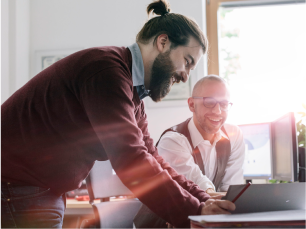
[{"xmin": 149, "ymin": 50, "xmax": 175, "ymax": 102}]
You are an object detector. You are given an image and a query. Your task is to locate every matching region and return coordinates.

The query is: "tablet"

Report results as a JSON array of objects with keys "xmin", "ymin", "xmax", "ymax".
[{"xmin": 221, "ymin": 183, "xmax": 305, "ymax": 214}]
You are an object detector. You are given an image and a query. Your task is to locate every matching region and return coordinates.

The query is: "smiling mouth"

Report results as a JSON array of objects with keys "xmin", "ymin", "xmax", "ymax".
[
  {"xmin": 172, "ymin": 75, "xmax": 182, "ymax": 85},
  {"xmin": 207, "ymin": 117, "xmax": 223, "ymax": 125}
]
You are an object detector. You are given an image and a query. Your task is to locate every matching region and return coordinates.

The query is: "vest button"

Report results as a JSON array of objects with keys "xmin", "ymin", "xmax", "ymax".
[{"xmin": 7, "ymin": 199, "xmax": 10, "ymax": 201}]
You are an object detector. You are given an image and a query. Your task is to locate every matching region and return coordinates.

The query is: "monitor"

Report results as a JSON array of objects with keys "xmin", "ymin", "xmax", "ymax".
[
  {"xmin": 271, "ymin": 112, "xmax": 298, "ymax": 182},
  {"xmin": 238, "ymin": 122, "xmax": 272, "ymax": 179}
]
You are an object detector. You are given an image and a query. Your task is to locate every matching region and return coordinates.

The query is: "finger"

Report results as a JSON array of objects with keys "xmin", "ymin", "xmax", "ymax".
[
  {"xmin": 203, "ymin": 201, "xmax": 231, "ymax": 215},
  {"xmin": 210, "ymin": 195, "xmax": 223, "ymax": 200},
  {"xmin": 215, "ymin": 200, "xmax": 236, "ymax": 211},
  {"xmin": 211, "ymin": 203, "xmax": 231, "ymax": 215},
  {"xmin": 205, "ymin": 199, "xmax": 215, "ymax": 204}
]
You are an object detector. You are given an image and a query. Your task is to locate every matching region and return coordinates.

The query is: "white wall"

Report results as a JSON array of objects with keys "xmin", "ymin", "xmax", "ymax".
[
  {"xmin": 2, "ymin": 0, "xmax": 207, "ymax": 142},
  {"xmin": 1, "ymin": 0, "xmax": 30, "ymax": 104}
]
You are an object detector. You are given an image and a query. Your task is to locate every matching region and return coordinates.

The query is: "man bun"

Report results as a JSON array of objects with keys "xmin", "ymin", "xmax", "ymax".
[
  {"xmin": 137, "ymin": 0, "xmax": 208, "ymax": 54},
  {"xmin": 147, "ymin": 0, "xmax": 171, "ymax": 16}
]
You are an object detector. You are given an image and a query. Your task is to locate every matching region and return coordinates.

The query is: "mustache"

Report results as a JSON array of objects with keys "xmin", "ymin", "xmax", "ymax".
[{"xmin": 171, "ymin": 73, "xmax": 183, "ymax": 85}]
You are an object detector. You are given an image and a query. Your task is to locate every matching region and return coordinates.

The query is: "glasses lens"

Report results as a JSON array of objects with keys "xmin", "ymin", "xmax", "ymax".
[
  {"xmin": 220, "ymin": 102, "xmax": 229, "ymax": 110},
  {"xmin": 203, "ymin": 98, "xmax": 217, "ymax": 108}
]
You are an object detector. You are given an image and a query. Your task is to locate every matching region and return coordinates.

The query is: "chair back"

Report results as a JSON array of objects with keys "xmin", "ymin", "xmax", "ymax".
[
  {"xmin": 84, "ymin": 160, "xmax": 140, "ymax": 229},
  {"xmin": 92, "ymin": 199, "xmax": 141, "ymax": 228},
  {"xmin": 86, "ymin": 160, "xmax": 133, "ymax": 203}
]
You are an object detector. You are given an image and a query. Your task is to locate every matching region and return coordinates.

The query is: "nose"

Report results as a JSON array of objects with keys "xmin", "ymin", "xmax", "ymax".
[
  {"xmin": 186, "ymin": 68, "xmax": 191, "ymax": 78},
  {"xmin": 180, "ymin": 71, "xmax": 189, "ymax": 83},
  {"xmin": 212, "ymin": 103, "xmax": 222, "ymax": 114}
]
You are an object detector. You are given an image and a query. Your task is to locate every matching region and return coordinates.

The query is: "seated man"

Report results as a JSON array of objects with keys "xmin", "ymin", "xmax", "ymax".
[
  {"xmin": 158, "ymin": 74, "xmax": 245, "ymax": 195},
  {"xmin": 134, "ymin": 75, "xmax": 244, "ymax": 228}
]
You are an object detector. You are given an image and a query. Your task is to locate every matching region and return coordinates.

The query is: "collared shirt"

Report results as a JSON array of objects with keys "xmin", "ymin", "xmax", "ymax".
[
  {"xmin": 157, "ymin": 118, "xmax": 245, "ymax": 192},
  {"xmin": 127, "ymin": 43, "xmax": 150, "ymax": 100}
]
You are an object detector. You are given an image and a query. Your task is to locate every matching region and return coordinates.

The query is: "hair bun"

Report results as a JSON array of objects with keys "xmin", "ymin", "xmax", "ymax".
[{"xmin": 147, "ymin": 0, "xmax": 171, "ymax": 16}]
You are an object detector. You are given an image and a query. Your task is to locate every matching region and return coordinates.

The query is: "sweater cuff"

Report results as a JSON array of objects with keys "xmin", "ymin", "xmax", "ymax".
[{"xmin": 197, "ymin": 202, "xmax": 206, "ymax": 216}]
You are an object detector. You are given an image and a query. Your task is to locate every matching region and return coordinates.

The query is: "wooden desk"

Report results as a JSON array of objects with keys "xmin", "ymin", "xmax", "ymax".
[
  {"xmin": 63, "ymin": 199, "xmax": 98, "ymax": 228},
  {"xmin": 66, "ymin": 199, "xmax": 99, "ymax": 213}
]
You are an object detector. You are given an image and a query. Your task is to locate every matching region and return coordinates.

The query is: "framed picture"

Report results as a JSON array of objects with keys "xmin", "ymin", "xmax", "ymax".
[
  {"xmin": 34, "ymin": 48, "xmax": 83, "ymax": 75},
  {"xmin": 144, "ymin": 75, "xmax": 194, "ymax": 108},
  {"xmin": 163, "ymin": 79, "xmax": 191, "ymax": 101}
]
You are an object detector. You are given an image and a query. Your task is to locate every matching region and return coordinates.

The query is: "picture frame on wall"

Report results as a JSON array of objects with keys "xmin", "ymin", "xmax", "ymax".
[
  {"xmin": 162, "ymin": 79, "xmax": 191, "ymax": 101},
  {"xmin": 144, "ymin": 75, "xmax": 193, "ymax": 108},
  {"xmin": 34, "ymin": 48, "xmax": 83, "ymax": 75}
]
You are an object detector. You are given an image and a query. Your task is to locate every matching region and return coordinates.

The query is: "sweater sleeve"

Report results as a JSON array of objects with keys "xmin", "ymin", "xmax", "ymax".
[
  {"xmin": 137, "ymin": 103, "xmax": 210, "ymax": 203},
  {"xmin": 80, "ymin": 67, "xmax": 208, "ymax": 227}
]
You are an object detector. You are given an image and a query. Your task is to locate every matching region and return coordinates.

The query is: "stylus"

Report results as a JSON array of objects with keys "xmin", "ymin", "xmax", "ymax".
[{"xmin": 232, "ymin": 182, "xmax": 252, "ymax": 203}]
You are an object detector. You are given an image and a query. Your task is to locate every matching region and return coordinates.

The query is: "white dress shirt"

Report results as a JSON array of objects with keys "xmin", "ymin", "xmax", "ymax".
[{"xmin": 157, "ymin": 118, "xmax": 245, "ymax": 192}]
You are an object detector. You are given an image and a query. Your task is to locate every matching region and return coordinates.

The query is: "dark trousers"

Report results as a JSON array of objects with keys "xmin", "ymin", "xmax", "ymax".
[
  {"xmin": 133, "ymin": 204, "xmax": 167, "ymax": 228},
  {"xmin": 1, "ymin": 182, "xmax": 66, "ymax": 228}
]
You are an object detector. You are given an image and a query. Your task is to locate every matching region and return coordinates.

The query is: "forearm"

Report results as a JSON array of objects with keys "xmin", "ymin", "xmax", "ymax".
[
  {"xmin": 153, "ymin": 152, "xmax": 211, "ymax": 203},
  {"xmin": 138, "ymin": 115, "xmax": 210, "ymax": 203}
]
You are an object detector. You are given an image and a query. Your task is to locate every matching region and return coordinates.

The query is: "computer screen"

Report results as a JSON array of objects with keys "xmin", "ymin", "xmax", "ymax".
[
  {"xmin": 238, "ymin": 123, "xmax": 272, "ymax": 179},
  {"xmin": 272, "ymin": 112, "xmax": 298, "ymax": 182}
]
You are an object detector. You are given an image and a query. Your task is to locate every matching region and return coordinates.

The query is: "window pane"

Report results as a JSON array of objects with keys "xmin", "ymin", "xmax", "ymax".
[{"xmin": 218, "ymin": 3, "xmax": 306, "ymax": 124}]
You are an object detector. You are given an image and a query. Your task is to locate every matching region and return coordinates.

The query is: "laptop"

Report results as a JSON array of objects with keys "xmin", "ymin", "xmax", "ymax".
[{"xmin": 222, "ymin": 183, "xmax": 305, "ymax": 214}]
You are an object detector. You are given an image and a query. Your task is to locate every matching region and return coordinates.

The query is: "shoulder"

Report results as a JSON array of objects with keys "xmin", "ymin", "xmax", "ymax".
[
  {"xmin": 223, "ymin": 123, "xmax": 243, "ymax": 141},
  {"xmin": 75, "ymin": 46, "xmax": 132, "ymax": 85},
  {"xmin": 79, "ymin": 46, "xmax": 131, "ymax": 68},
  {"xmin": 158, "ymin": 131, "xmax": 192, "ymax": 152}
]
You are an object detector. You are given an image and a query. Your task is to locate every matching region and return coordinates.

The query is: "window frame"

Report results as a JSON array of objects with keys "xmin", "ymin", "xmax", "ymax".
[{"xmin": 206, "ymin": 0, "xmax": 245, "ymax": 75}]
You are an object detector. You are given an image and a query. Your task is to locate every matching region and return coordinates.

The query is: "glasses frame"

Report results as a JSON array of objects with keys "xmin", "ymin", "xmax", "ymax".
[{"xmin": 192, "ymin": 96, "xmax": 233, "ymax": 111}]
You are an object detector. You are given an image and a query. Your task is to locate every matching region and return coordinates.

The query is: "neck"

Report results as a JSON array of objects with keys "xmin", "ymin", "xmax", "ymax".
[
  {"xmin": 137, "ymin": 42, "xmax": 159, "ymax": 89},
  {"xmin": 193, "ymin": 116, "xmax": 215, "ymax": 144}
]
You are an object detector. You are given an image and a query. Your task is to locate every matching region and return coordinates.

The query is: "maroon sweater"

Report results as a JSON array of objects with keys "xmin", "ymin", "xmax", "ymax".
[{"xmin": 1, "ymin": 46, "xmax": 209, "ymax": 227}]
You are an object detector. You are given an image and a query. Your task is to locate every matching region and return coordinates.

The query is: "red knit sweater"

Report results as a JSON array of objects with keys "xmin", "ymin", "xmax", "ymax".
[{"xmin": 1, "ymin": 46, "xmax": 209, "ymax": 227}]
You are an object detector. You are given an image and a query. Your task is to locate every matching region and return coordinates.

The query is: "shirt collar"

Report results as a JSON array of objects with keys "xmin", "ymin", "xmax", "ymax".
[
  {"xmin": 127, "ymin": 43, "xmax": 145, "ymax": 87},
  {"xmin": 188, "ymin": 118, "xmax": 229, "ymax": 148},
  {"xmin": 127, "ymin": 43, "xmax": 150, "ymax": 100}
]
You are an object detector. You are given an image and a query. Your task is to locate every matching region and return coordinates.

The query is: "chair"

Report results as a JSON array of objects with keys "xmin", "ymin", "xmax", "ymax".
[{"xmin": 81, "ymin": 160, "xmax": 141, "ymax": 228}]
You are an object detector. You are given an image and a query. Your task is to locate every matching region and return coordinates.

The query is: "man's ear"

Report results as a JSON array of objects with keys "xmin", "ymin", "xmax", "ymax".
[
  {"xmin": 156, "ymin": 34, "xmax": 171, "ymax": 53},
  {"xmin": 188, "ymin": 97, "xmax": 195, "ymax": 112}
]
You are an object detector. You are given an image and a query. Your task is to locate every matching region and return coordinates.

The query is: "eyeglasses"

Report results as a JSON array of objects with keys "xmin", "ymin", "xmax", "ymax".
[{"xmin": 192, "ymin": 97, "xmax": 233, "ymax": 111}]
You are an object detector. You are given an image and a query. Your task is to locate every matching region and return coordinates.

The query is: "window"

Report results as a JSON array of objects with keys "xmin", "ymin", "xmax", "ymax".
[{"xmin": 206, "ymin": 0, "xmax": 306, "ymax": 124}]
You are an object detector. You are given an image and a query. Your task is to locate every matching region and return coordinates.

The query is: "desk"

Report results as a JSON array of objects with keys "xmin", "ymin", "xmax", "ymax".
[
  {"xmin": 63, "ymin": 199, "xmax": 99, "ymax": 228},
  {"xmin": 65, "ymin": 199, "xmax": 99, "ymax": 214}
]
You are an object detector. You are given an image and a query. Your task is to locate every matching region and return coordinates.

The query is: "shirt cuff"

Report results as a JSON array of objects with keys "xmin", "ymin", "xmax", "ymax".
[
  {"xmin": 197, "ymin": 202, "xmax": 206, "ymax": 215},
  {"xmin": 199, "ymin": 181, "xmax": 216, "ymax": 192}
]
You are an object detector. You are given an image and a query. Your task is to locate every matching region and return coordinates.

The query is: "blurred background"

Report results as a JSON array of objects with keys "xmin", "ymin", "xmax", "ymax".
[{"xmin": 2, "ymin": 1, "xmax": 305, "ymax": 227}]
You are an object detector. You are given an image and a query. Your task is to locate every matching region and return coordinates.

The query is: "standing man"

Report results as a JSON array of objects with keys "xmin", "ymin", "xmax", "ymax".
[
  {"xmin": 134, "ymin": 75, "xmax": 245, "ymax": 228},
  {"xmin": 1, "ymin": 1, "xmax": 235, "ymax": 228}
]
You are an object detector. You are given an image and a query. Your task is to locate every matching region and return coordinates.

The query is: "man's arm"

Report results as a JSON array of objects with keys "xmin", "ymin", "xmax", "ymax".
[
  {"xmin": 156, "ymin": 131, "xmax": 216, "ymax": 194},
  {"xmin": 137, "ymin": 103, "xmax": 211, "ymax": 203},
  {"xmin": 81, "ymin": 67, "xmax": 207, "ymax": 227},
  {"xmin": 219, "ymin": 124, "xmax": 245, "ymax": 192}
]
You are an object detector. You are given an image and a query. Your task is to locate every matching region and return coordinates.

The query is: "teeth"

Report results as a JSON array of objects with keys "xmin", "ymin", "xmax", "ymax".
[{"xmin": 208, "ymin": 117, "xmax": 222, "ymax": 122}]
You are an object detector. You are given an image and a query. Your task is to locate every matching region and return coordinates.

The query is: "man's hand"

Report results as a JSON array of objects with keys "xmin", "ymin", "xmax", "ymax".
[
  {"xmin": 201, "ymin": 199, "xmax": 235, "ymax": 215},
  {"xmin": 206, "ymin": 188, "xmax": 226, "ymax": 199}
]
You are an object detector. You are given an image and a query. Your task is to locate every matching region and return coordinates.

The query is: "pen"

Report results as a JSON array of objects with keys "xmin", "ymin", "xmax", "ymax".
[{"xmin": 232, "ymin": 182, "xmax": 251, "ymax": 203}]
